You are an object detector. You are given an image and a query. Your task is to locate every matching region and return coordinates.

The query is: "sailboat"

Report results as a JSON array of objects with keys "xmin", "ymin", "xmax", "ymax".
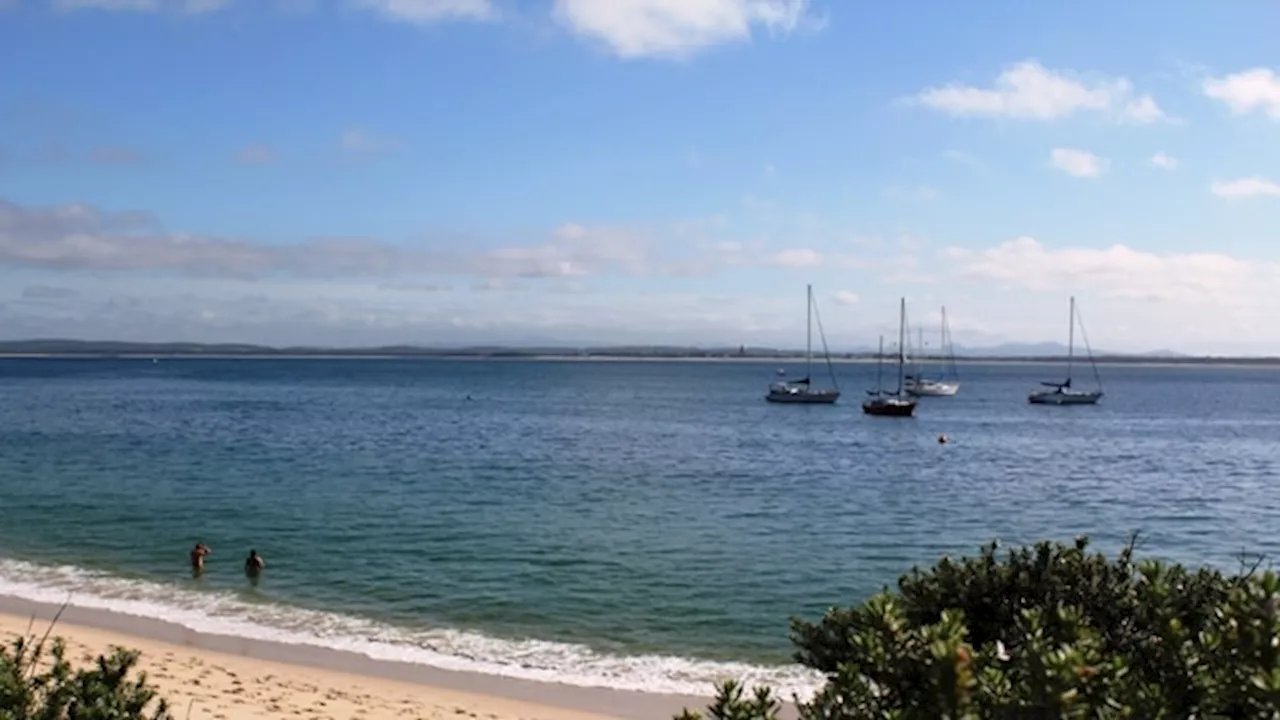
[
  {"xmin": 862, "ymin": 298, "xmax": 917, "ymax": 417},
  {"xmin": 906, "ymin": 306, "xmax": 960, "ymax": 397},
  {"xmin": 1028, "ymin": 296, "xmax": 1104, "ymax": 405},
  {"xmin": 765, "ymin": 284, "xmax": 840, "ymax": 404}
]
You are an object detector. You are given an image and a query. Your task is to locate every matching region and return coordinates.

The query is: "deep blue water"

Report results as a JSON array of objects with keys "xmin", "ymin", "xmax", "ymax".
[{"xmin": 0, "ymin": 358, "xmax": 1277, "ymax": 695}]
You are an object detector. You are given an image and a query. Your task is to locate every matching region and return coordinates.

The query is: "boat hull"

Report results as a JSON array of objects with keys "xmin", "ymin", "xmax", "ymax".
[
  {"xmin": 906, "ymin": 380, "xmax": 959, "ymax": 397},
  {"xmin": 862, "ymin": 397, "xmax": 917, "ymax": 416},
  {"xmin": 766, "ymin": 389, "xmax": 840, "ymax": 404},
  {"xmin": 1028, "ymin": 390, "xmax": 1103, "ymax": 405}
]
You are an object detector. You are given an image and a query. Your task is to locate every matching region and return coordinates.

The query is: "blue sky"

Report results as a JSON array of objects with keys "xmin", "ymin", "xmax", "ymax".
[{"xmin": 2, "ymin": 0, "xmax": 1280, "ymax": 353}]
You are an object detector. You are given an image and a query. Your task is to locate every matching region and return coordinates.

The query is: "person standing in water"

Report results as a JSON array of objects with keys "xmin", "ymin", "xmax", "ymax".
[
  {"xmin": 244, "ymin": 549, "xmax": 265, "ymax": 578},
  {"xmin": 190, "ymin": 543, "xmax": 211, "ymax": 575}
]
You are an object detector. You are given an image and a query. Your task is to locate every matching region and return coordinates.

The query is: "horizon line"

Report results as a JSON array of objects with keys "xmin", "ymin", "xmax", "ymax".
[{"xmin": 0, "ymin": 338, "xmax": 1277, "ymax": 363}]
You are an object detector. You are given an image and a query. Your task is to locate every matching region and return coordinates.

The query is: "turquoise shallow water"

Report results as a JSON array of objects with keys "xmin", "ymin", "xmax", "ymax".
[{"xmin": 0, "ymin": 358, "xmax": 1278, "ymax": 696}]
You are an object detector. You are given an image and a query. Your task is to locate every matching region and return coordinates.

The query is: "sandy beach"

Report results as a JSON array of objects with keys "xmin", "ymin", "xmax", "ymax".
[{"xmin": 0, "ymin": 600, "xmax": 704, "ymax": 720}]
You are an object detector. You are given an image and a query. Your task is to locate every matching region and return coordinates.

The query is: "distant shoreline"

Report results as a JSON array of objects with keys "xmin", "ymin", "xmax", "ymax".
[
  {"xmin": 0, "ymin": 339, "xmax": 1276, "ymax": 367},
  {"xmin": 1, "ymin": 351, "xmax": 1279, "ymax": 369}
]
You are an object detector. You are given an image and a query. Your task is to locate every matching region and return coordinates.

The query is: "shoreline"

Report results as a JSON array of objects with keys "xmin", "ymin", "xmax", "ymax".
[
  {"xmin": 0, "ymin": 595, "xmax": 708, "ymax": 720},
  {"xmin": 1, "ymin": 353, "xmax": 1276, "ymax": 369}
]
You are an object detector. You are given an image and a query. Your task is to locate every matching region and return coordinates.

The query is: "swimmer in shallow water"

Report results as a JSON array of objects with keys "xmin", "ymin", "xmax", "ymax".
[
  {"xmin": 190, "ymin": 543, "xmax": 211, "ymax": 575},
  {"xmin": 244, "ymin": 549, "xmax": 265, "ymax": 579}
]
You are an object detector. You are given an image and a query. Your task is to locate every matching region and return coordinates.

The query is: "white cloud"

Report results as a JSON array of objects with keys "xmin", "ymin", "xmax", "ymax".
[
  {"xmin": 352, "ymin": 0, "xmax": 495, "ymax": 23},
  {"xmin": 832, "ymin": 290, "xmax": 859, "ymax": 306},
  {"xmin": 1150, "ymin": 152, "xmax": 1178, "ymax": 171},
  {"xmin": 772, "ymin": 248, "xmax": 822, "ymax": 268},
  {"xmin": 1049, "ymin": 148, "xmax": 1107, "ymax": 178},
  {"xmin": 1119, "ymin": 95, "xmax": 1170, "ymax": 125},
  {"xmin": 947, "ymin": 236, "xmax": 1259, "ymax": 300},
  {"xmin": 553, "ymin": 0, "xmax": 819, "ymax": 60},
  {"xmin": 0, "ymin": 198, "xmax": 681, "ymax": 280},
  {"xmin": 0, "ymin": 274, "xmax": 815, "ymax": 349},
  {"xmin": 945, "ymin": 237, "xmax": 1280, "ymax": 351},
  {"xmin": 912, "ymin": 60, "xmax": 1168, "ymax": 124},
  {"xmin": 1210, "ymin": 177, "xmax": 1280, "ymax": 200},
  {"xmin": 1204, "ymin": 68, "xmax": 1280, "ymax": 119}
]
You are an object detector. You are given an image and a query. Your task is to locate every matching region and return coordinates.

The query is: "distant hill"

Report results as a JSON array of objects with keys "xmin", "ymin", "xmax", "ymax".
[
  {"xmin": 955, "ymin": 342, "xmax": 1189, "ymax": 359},
  {"xmin": 954, "ymin": 341, "xmax": 1074, "ymax": 358}
]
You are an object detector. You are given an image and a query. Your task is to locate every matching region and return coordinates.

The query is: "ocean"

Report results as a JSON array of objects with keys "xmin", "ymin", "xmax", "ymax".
[{"xmin": 0, "ymin": 357, "xmax": 1277, "ymax": 698}]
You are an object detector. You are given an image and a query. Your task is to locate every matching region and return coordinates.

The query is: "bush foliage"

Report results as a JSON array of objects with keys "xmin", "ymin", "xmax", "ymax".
[
  {"xmin": 0, "ymin": 622, "xmax": 172, "ymax": 720},
  {"xmin": 678, "ymin": 537, "xmax": 1280, "ymax": 719}
]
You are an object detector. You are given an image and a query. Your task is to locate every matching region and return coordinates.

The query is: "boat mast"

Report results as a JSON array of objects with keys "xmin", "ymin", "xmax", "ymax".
[
  {"xmin": 1067, "ymin": 296, "xmax": 1076, "ymax": 385},
  {"xmin": 942, "ymin": 304, "xmax": 952, "ymax": 379},
  {"xmin": 805, "ymin": 284, "xmax": 813, "ymax": 383},
  {"xmin": 876, "ymin": 335, "xmax": 884, "ymax": 393},
  {"xmin": 917, "ymin": 326, "xmax": 925, "ymax": 378},
  {"xmin": 896, "ymin": 297, "xmax": 906, "ymax": 396}
]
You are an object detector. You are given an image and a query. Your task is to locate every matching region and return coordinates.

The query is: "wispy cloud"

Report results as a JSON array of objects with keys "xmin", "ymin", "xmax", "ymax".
[
  {"xmin": 1049, "ymin": 148, "xmax": 1108, "ymax": 178},
  {"xmin": 352, "ymin": 0, "xmax": 497, "ymax": 24},
  {"xmin": 1210, "ymin": 177, "xmax": 1280, "ymax": 200},
  {"xmin": 912, "ymin": 60, "xmax": 1168, "ymax": 124},
  {"xmin": 21, "ymin": 285, "xmax": 82, "ymax": 300},
  {"xmin": 1150, "ymin": 152, "xmax": 1178, "ymax": 171},
  {"xmin": 832, "ymin": 290, "xmax": 859, "ymax": 306},
  {"xmin": 942, "ymin": 149, "xmax": 980, "ymax": 167},
  {"xmin": 553, "ymin": 0, "xmax": 821, "ymax": 60},
  {"xmin": 946, "ymin": 236, "xmax": 1280, "ymax": 315},
  {"xmin": 235, "ymin": 144, "xmax": 277, "ymax": 165},
  {"xmin": 88, "ymin": 146, "xmax": 145, "ymax": 165},
  {"xmin": 339, "ymin": 128, "xmax": 399, "ymax": 157},
  {"xmin": 1203, "ymin": 67, "xmax": 1280, "ymax": 119},
  {"xmin": 771, "ymin": 248, "xmax": 822, "ymax": 268},
  {"xmin": 52, "ymin": 0, "xmax": 231, "ymax": 12},
  {"xmin": 0, "ymin": 197, "xmax": 700, "ymax": 281},
  {"xmin": 1118, "ymin": 95, "xmax": 1170, "ymax": 125}
]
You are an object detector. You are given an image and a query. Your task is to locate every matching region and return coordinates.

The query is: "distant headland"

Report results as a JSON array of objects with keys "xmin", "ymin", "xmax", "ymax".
[{"xmin": 0, "ymin": 339, "xmax": 1277, "ymax": 366}]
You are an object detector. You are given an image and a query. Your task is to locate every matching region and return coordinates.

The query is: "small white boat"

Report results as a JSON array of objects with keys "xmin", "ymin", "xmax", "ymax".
[
  {"xmin": 907, "ymin": 377, "xmax": 959, "ymax": 397},
  {"xmin": 905, "ymin": 306, "xmax": 960, "ymax": 397},
  {"xmin": 1029, "ymin": 296, "xmax": 1104, "ymax": 406}
]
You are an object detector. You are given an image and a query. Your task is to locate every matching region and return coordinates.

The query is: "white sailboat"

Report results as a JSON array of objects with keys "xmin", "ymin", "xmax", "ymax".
[
  {"xmin": 906, "ymin": 306, "xmax": 960, "ymax": 397},
  {"xmin": 1028, "ymin": 296, "xmax": 1104, "ymax": 405},
  {"xmin": 766, "ymin": 284, "xmax": 840, "ymax": 404}
]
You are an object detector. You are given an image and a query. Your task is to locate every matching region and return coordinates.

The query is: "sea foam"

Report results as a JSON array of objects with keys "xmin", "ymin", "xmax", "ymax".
[{"xmin": 0, "ymin": 557, "xmax": 823, "ymax": 699}]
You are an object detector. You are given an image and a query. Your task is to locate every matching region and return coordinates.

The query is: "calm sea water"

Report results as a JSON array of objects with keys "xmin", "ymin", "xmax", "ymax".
[{"xmin": 0, "ymin": 357, "xmax": 1278, "ymax": 696}]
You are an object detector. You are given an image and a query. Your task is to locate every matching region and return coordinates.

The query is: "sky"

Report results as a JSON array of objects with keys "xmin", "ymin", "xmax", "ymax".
[{"xmin": 2, "ymin": 0, "xmax": 1280, "ymax": 354}]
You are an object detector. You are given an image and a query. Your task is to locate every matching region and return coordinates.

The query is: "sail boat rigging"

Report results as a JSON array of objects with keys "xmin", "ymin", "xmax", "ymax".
[
  {"xmin": 906, "ymin": 305, "xmax": 960, "ymax": 397},
  {"xmin": 862, "ymin": 298, "xmax": 917, "ymax": 417},
  {"xmin": 1028, "ymin": 296, "xmax": 1104, "ymax": 405},
  {"xmin": 766, "ymin": 284, "xmax": 840, "ymax": 404}
]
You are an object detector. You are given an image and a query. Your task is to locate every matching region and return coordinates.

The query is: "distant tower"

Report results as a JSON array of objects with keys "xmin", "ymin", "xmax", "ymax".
[{"xmin": 738, "ymin": 344, "xmax": 746, "ymax": 356}]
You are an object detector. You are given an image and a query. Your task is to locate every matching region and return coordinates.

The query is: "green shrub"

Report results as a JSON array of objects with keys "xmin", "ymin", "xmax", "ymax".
[
  {"xmin": 0, "ymin": 617, "xmax": 172, "ymax": 720},
  {"xmin": 678, "ymin": 537, "xmax": 1280, "ymax": 719}
]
